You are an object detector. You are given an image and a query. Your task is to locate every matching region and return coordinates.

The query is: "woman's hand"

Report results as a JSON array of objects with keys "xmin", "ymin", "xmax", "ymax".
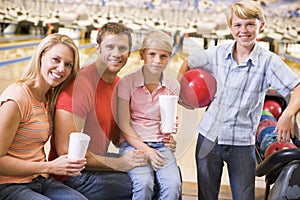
[{"xmin": 48, "ymin": 155, "xmax": 86, "ymax": 176}]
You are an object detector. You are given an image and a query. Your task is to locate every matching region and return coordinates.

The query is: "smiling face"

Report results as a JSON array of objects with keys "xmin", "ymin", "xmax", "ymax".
[
  {"xmin": 230, "ymin": 13, "xmax": 263, "ymax": 49},
  {"xmin": 40, "ymin": 43, "xmax": 73, "ymax": 87},
  {"xmin": 97, "ymin": 33, "xmax": 130, "ymax": 74}
]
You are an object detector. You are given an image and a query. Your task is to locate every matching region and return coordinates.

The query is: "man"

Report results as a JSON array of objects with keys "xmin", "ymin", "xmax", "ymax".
[{"xmin": 49, "ymin": 22, "xmax": 177, "ymax": 200}]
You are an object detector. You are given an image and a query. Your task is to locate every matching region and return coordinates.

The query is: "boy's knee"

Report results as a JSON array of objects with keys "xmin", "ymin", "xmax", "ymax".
[
  {"xmin": 163, "ymin": 180, "xmax": 181, "ymax": 191},
  {"xmin": 133, "ymin": 176, "xmax": 155, "ymax": 193}
]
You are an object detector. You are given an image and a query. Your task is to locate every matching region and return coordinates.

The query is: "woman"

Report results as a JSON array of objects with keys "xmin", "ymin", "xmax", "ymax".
[{"xmin": 0, "ymin": 33, "xmax": 87, "ymax": 200}]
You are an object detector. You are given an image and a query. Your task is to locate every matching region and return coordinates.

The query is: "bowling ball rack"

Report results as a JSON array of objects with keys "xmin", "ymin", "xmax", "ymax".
[
  {"xmin": 263, "ymin": 88, "xmax": 288, "ymax": 111},
  {"xmin": 255, "ymin": 89, "xmax": 300, "ymax": 200},
  {"xmin": 256, "ymin": 148, "xmax": 300, "ymax": 199}
]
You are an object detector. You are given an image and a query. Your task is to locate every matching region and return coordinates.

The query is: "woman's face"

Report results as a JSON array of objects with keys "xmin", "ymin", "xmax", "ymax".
[{"xmin": 40, "ymin": 43, "xmax": 74, "ymax": 87}]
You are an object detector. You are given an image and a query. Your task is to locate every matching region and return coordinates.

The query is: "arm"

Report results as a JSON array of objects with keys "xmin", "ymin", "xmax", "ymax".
[
  {"xmin": 162, "ymin": 135, "xmax": 177, "ymax": 153},
  {"xmin": 177, "ymin": 58, "xmax": 189, "ymax": 80},
  {"xmin": 54, "ymin": 109, "xmax": 84, "ymax": 156},
  {"xmin": 0, "ymin": 101, "xmax": 85, "ymax": 177},
  {"xmin": 54, "ymin": 109, "xmax": 147, "ymax": 172},
  {"xmin": 177, "ymin": 58, "xmax": 195, "ymax": 109},
  {"xmin": 177, "ymin": 51, "xmax": 210, "ymax": 80},
  {"xmin": 118, "ymin": 97, "xmax": 165, "ymax": 170},
  {"xmin": 275, "ymin": 84, "xmax": 300, "ymax": 142}
]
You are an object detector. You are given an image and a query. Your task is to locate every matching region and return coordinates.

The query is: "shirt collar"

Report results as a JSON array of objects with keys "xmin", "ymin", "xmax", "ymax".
[
  {"xmin": 134, "ymin": 67, "xmax": 166, "ymax": 88},
  {"xmin": 224, "ymin": 42, "xmax": 234, "ymax": 60},
  {"xmin": 225, "ymin": 41, "xmax": 260, "ymax": 67},
  {"xmin": 135, "ymin": 68, "xmax": 144, "ymax": 87},
  {"xmin": 249, "ymin": 42, "xmax": 260, "ymax": 67}
]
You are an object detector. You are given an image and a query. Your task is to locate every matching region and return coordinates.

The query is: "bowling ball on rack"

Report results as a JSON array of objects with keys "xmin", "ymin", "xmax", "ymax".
[
  {"xmin": 179, "ymin": 69, "xmax": 217, "ymax": 108},
  {"xmin": 263, "ymin": 99, "xmax": 283, "ymax": 120},
  {"xmin": 260, "ymin": 114, "xmax": 277, "ymax": 122},
  {"xmin": 257, "ymin": 125, "xmax": 276, "ymax": 146},
  {"xmin": 264, "ymin": 141, "xmax": 297, "ymax": 158},
  {"xmin": 261, "ymin": 109, "xmax": 274, "ymax": 117},
  {"xmin": 256, "ymin": 120, "xmax": 277, "ymax": 141},
  {"xmin": 259, "ymin": 133, "xmax": 278, "ymax": 158}
]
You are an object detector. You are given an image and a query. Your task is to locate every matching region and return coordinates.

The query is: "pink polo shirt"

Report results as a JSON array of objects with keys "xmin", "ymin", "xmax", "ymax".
[{"xmin": 117, "ymin": 67, "xmax": 180, "ymax": 142}]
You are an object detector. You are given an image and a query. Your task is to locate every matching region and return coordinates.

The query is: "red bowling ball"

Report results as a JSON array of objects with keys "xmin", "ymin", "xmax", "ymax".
[
  {"xmin": 179, "ymin": 69, "xmax": 216, "ymax": 108},
  {"xmin": 259, "ymin": 133, "xmax": 278, "ymax": 158},
  {"xmin": 264, "ymin": 141, "xmax": 297, "ymax": 158},
  {"xmin": 263, "ymin": 99, "xmax": 283, "ymax": 120}
]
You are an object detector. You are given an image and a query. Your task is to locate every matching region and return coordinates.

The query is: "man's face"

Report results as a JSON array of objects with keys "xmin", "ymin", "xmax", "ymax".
[{"xmin": 97, "ymin": 33, "xmax": 130, "ymax": 73}]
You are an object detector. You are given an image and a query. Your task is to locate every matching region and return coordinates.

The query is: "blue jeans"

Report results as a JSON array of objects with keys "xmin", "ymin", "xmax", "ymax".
[
  {"xmin": 63, "ymin": 169, "xmax": 133, "ymax": 200},
  {"xmin": 0, "ymin": 175, "xmax": 87, "ymax": 200},
  {"xmin": 120, "ymin": 141, "xmax": 182, "ymax": 200},
  {"xmin": 196, "ymin": 134, "xmax": 256, "ymax": 200}
]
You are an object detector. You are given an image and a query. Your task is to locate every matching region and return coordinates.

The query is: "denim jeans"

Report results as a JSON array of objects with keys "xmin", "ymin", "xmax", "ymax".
[
  {"xmin": 196, "ymin": 134, "xmax": 256, "ymax": 200},
  {"xmin": 0, "ymin": 176, "xmax": 87, "ymax": 200},
  {"xmin": 120, "ymin": 141, "xmax": 182, "ymax": 200},
  {"xmin": 63, "ymin": 169, "xmax": 133, "ymax": 200}
]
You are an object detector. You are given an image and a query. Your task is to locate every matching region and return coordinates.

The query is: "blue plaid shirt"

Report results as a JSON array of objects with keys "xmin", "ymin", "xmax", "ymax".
[{"xmin": 188, "ymin": 41, "xmax": 300, "ymax": 145}]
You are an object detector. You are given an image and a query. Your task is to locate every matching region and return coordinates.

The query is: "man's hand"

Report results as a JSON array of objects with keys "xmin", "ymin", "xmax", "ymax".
[
  {"xmin": 116, "ymin": 150, "xmax": 148, "ymax": 172},
  {"xmin": 163, "ymin": 135, "xmax": 177, "ymax": 153},
  {"xmin": 146, "ymin": 148, "xmax": 166, "ymax": 171}
]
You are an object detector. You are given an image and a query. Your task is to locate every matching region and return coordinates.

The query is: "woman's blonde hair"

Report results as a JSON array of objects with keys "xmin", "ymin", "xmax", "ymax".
[
  {"xmin": 140, "ymin": 30, "xmax": 173, "ymax": 54},
  {"xmin": 19, "ymin": 33, "xmax": 80, "ymax": 113},
  {"xmin": 227, "ymin": 0, "xmax": 266, "ymax": 27}
]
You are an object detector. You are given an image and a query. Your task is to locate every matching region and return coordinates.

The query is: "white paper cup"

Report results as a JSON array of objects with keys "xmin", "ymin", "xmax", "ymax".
[
  {"xmin": 159, "ymin": 95, "xmax": 178, "ymax": 133},
  {"xmin": 68, "ymin": 132, "xmax": 90, "ymax": 159}
]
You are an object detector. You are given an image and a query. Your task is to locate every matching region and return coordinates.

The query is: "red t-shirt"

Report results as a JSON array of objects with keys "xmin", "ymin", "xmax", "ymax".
[{"xmin": 48, "ymin": 63, "xmax": 120, "ymax": 178}]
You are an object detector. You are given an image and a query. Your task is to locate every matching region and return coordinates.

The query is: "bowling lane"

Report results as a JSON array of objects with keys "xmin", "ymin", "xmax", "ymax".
[
  {"xmin": 0, "ymin": 63, "xmax": 25, "ymax": 93},
  {"xmin": 0, "ymin": 36, "xmax": 95, "ymax": 62},
  {"xmin": 0, "ymin": 34, "xmax": 299, "ymax": 96},
  {"xmin": 0, "ymin": 36, "xmax": 42, "ymax": 61},
  {"xmin": 0, "ymin": 35, "xmax": 185, "ymax": 94},
  {"xmin": 284, "ymin": 58, "xmax": 300, "ymax": 77},
  {"xmin": 0, "ymin": 37, "xmax": 95, "ymax": 93}
]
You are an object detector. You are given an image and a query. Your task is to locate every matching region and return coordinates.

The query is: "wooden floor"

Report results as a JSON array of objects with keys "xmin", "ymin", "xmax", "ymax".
[{"xmin": 182, "ymin": 182, "xmax": 265, "ymax": 200}]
